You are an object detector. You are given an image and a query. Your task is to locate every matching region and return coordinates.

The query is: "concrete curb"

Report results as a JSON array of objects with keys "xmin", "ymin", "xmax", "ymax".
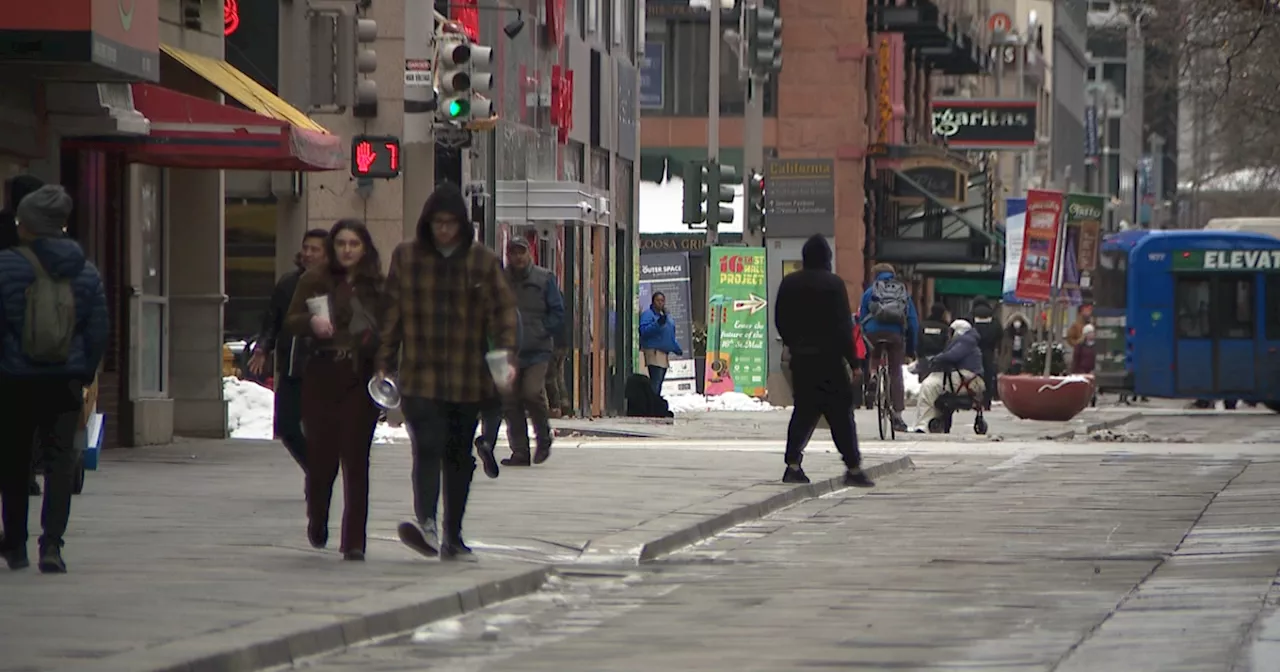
[
  {"xmin": 76, "ymin": 567, "xmax": 553, "ymax": 672},
  {"xmin": 578, "ymin": 455, "xmax": 916, "ymax": 564},
  {"xmin": 1045, "ymin": 412, "xmax": 1143, "ymax": 441}
]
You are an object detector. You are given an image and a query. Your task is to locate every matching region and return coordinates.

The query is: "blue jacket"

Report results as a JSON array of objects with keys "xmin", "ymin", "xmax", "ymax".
[
  {"xmin": 0, "ymin": 238, "xmax": 109, "ymax": 380},
  {"xmin": 638, "ymin": 307, "xmax": 683, "ymax": 356},
  {"xmin": 859, "ymin": 271, "xmax": 919, "ymax": 355},
  {"xmin": 930, "ymin": 329, "xmax": 984, "ymax": 375}
]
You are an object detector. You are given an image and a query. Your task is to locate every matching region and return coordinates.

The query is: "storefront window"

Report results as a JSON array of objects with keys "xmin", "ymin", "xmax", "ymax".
[{"xmin": 136, "ymin": 165, "xmax": 167, "ymax": 395}]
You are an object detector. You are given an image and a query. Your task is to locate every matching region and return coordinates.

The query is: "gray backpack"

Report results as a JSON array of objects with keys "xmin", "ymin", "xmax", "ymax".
[
  {"xmin": 15, "ymin": 247, "xmax": 77, "ymax": 364},
  {"xmin": 871, "ymin": 279, "xmax": 910, "ymax": 325}
]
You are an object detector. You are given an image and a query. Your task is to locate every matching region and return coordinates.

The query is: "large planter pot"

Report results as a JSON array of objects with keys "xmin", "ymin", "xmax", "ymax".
[{"xmin": 998, "ymin": 374, "xmax": 1095, "ymax": 421}]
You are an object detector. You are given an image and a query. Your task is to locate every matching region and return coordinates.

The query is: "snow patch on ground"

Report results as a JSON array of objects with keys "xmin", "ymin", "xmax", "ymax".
[
  {"xmin": 667, "ymin": 391, "xmax": 785, "ymax": 413},
  {"xmin": 224, "ymin": 376, "xmax": 410, "ymax": 444},
  {"xmin": 224, "ymin": 376, "xmax": 275, "ymax": 440}
]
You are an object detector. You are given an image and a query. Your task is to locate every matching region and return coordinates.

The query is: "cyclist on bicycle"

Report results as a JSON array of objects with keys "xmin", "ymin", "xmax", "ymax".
[{"xmin": 858, "ymin": 263, "xmax": 918, "ymax": 432}]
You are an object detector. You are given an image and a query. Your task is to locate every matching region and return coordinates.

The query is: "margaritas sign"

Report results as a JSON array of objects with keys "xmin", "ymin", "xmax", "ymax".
[{"xmin": 1172, "ymin": 249, "xmax": 1280, "ymax": 272}]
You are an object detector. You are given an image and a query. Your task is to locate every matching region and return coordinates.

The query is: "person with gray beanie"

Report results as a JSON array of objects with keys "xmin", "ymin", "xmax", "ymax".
[
  {"xmin": 0, "ymin": 174, "xmax": 47, "ymax": 497},
  {"xmin": 0, "ymin": 184, "xmax": 109, "ymax": 574}
]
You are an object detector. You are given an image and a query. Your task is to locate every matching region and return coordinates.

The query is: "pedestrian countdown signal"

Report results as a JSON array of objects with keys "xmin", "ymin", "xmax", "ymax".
[{"xmin": 350, "ymin": 135, "xmax": 401, "ymax": 179}]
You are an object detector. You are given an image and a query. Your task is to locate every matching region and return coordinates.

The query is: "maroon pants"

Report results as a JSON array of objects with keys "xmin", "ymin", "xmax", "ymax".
[{"xmin": 302, "ymin": 355, "xmax": 379, "ymax": 553}]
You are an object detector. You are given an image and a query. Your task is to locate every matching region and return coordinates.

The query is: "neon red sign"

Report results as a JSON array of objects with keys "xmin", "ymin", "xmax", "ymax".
[
  {"xmin": 350, "ymin": 135, "xmax": 402, "ymax": 179},
  {"xmin": 224, "ymin": 0, "xmax": 240, "ymax": 36},
  {"xmin": 451, "ymin": 0, "xmax": 481, "ymax": 41},
  {"xmin": 551, "ymin": 66, "xmax": 574, "ymax": 144}
]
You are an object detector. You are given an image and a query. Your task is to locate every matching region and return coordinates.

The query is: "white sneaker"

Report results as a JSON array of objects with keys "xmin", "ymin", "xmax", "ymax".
[{"xmin": 420, "ymin": 519, "xmax": 440, "ymax": 551}]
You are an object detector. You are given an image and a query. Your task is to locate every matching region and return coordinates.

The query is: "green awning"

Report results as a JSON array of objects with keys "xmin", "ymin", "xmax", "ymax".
[{"xmin": 934, "ymin": 277, "xmax": 1003, "ymax": 297}]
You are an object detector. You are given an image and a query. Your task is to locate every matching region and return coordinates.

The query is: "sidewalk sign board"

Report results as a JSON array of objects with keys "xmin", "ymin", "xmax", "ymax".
[{"xmin": 706, "ymin": 246, "xmax": 768, "ymax": 398}]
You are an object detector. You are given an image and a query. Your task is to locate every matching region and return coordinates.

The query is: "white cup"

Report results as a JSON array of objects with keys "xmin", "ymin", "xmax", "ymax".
[
  {"xmin": 305, "ymin": 295, "xmax": 331, "ymax": 321},
  {"xmin": 485, "ymin": 349, "xmax": 513, "ymax": 390}
]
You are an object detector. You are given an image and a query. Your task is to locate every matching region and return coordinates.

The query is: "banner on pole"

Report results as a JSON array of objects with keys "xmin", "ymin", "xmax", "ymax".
[
  {"xmin": 706, "ymin": 247, "xmax": 768, "ymax": 398},
  {"xmin": 1015, "ymin": 189, "xmax": 1065, "ymax": 302}
]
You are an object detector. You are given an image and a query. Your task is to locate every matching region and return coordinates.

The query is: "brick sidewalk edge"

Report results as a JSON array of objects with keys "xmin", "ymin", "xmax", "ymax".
[{"xmin": 75, "ymin": 455, "xmax": 911, "ymax": 672}]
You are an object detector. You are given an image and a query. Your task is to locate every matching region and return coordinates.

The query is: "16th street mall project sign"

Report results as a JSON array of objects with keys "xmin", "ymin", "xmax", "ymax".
[{"xmin": 706, "ymin": 247, "xmax": 768, "ymax": 398}]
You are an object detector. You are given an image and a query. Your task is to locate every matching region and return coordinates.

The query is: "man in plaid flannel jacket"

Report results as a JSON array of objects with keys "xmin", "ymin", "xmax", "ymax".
[{"xmin": 377, "ymin": 182, "xmax": 518, "ymax": 560}]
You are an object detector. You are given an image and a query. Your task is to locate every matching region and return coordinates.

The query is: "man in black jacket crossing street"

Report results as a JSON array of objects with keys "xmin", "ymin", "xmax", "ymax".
[
  {"xmin": 249, "ymin": 229, "xmax": 328, "ymax": 472},
  {"xmin": 774, "ymin": 235, "xmax": 874, "ymax": 489}
]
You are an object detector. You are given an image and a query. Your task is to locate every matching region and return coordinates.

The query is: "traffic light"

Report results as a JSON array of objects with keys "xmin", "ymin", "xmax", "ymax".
[
  {"xmin": 746, "ymin": 171, "xmax": 765, "ymax": 233},
  {"xmin": 747, "ymin": 2, "xmax": 783, "ymax": 75},
  {"xmin": 682, "ymin": 160, "xmax": 706, "ymax": 226},
  {"xmin": 468, "ymin": 43, "xmax": 495, "ymax": 120},
  {"xmin": 350, "ymin": 135, "xmax": 401, "ymax": 179},
  {"xmin": 435, "ymin": 36, "xmax": 494, "ymax": 122},
  {"xmin": 338, "ymin": 14, "xmax": 379, "ymax": 117},
  {"xmin": 709, "ymin": 161, "xmax": 738, "ymax": 226}
]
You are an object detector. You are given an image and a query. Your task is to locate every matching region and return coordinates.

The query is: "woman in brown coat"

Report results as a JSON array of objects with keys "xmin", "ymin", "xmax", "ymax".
[{"xmin": 285, "ymin": 219, "xmax": 385, "ymax": 561}]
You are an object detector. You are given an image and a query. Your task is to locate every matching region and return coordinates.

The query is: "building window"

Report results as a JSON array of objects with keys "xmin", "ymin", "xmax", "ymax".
[{"xmin": 655, "ymin": 21, "xmax": 776, "ymax": 116}]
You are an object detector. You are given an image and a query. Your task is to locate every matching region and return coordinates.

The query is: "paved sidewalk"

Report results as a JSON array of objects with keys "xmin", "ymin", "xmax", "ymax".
[
  {"xmin": 556, "ymin": 402, "xmax": 1152, "ymax": 442},
  {"xmin": 0, "ymin": 437, "xmax": 906, "ymax": 672}
]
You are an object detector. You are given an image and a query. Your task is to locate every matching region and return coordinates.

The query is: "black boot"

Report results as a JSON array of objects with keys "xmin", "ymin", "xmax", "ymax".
[
  {"xmin": 440, "ymin": 461, "xmax": 476, "ymax": 561},
  {"xmin": 38, "ymin": 543, "xmax": 66, "ymax": 574}
]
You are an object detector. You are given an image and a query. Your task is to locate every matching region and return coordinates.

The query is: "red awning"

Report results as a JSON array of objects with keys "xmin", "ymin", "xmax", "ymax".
[{"xmin": 65, "ymin": 84, "xmax": 344, "ymax": 172}]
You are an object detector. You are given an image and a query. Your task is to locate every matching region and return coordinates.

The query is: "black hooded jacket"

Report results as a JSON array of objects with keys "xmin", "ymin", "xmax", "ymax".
[
  {"xmin": 970, "ymin": 295, "xmax": 1002, "ymax": 352},
  {"xmin": 774, "ymin": 235, "xmax": 859, "ymax": 376},
  {"xmin": 919, "ymin": 303, "xmax": 949, "ymax": 358}
]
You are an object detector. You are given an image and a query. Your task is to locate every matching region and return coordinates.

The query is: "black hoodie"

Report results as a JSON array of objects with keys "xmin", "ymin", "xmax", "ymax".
[
  {"xmin": 774, "ymin": 235, "xmax": 858, "ymax": 375},
  {"xmin": 415, "ymin": 181, "xmax": 475, "ymax": 255},
  {"xmin": 970, "ymin": 295, "xmax": 1002, "ymax": 352}
]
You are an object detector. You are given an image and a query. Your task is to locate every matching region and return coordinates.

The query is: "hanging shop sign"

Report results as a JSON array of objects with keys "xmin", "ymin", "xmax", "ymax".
[
  {"xmin": 932, "ymin": 98, "xmax": 1037, "ymax": 149},
  {"xmin": 890, "ymin": 157, "xmax": 967, "ymax": 206}
]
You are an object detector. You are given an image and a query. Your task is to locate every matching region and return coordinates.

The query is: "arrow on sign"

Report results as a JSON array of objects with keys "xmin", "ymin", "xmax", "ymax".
[{"xmin": 732, "ymin": 294, "xmax": 768, "ymax": 314}]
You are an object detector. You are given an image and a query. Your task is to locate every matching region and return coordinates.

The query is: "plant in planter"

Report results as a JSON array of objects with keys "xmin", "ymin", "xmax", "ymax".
[{"xmin": 1024, "ymin": 341, "xmax": 1068, "ymax": 377}]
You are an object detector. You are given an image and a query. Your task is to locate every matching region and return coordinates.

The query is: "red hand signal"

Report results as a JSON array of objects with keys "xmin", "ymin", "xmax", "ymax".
[{"xmin": 355, "ymin": 142, "xmax": 377, "ymax": 174}]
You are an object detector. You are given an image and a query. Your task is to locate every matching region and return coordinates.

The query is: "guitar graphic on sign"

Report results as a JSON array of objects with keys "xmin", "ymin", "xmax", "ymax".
[{"xmin": 704, "ymin": 295, "xmax": 735, "ymax": 396}]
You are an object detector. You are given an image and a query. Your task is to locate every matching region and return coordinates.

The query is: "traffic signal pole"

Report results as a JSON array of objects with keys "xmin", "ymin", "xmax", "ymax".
[
  {"xmin": 403, "ymin": 0, "xmax": 436, "ymax": 240},
  {"xmin": 706, "ymin": 0, "xmax": 721, "ymax": 248},
  {"xmin": 742, "ymin": 71, "xmax": 765, "ymax": 247}
]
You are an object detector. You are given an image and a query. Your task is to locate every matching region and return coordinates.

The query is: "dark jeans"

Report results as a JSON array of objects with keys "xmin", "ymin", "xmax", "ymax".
[
  {"xmin": 647, "ymin": 365, "xmax": 667, "ymax": 395},
  {"xmin": 301, "ymin": 357, "xmax": 378, "ymax": 553},
  {"xmin": 0, "ymin": 377, "xmax": 83, "ymax": 552},
  {"xmin": 274, "ymin": 374, "xmax": 307, "ymax": 471},
  {"xmin": 786, "ymin": 354, "xmax": 861, "ymax": 470},
  {"xmin": 868, "ymin": 332, "xmax": 906, "ymax": 413},
  {"xmin": 784, "ymin": 400, "xmax": 861, "ymax": 471},
  {"xmin": 478, "ymin": 397, "xmax": 503, "ymax": 447},
  {"xmin": 504, "ymin": 361, "xmax": 551, "ymax": 458},
  {"xmin": 980, "ymin": 349, "xmax": 997, "ymax": 408},
  {"xmin": 403, "ymin": 397, "xmax": 481, "ymax": 543}
]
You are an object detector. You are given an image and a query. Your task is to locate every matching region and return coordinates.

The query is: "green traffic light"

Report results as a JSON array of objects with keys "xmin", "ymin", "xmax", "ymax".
[{"xmin": 447, "ymin": 99, "xmax": 469, "ymax": 118}]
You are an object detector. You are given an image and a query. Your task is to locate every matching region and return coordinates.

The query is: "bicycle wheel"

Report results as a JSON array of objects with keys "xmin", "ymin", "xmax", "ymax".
[
  {"xmin": 881, "ymin": 365, "xmax": 896, "ymax": 440},
  {"xmin": 877, "ymin": 364, "xmax": 891, "ymax": 440}
]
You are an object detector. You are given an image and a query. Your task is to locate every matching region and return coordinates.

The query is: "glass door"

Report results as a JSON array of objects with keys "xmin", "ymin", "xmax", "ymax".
[
  {"xmin": 130, "ymin": 166, "xmax": 169, "ymax": 400},
  {"xmin": 1211, "ymin": 274, "xmax": 1256, "ymax": 394},
  {"xmin": 1173, "ymin": 275, "xmax": 1212, "ymax": 396}
]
